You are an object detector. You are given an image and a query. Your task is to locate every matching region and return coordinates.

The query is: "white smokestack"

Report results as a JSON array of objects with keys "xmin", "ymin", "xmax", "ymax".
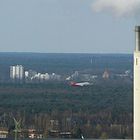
[
  {"xmin": 92, "ymin": 0, "xmax": 140, "ymax": 17},
  {"xmin": 134, "ymin": 26, "xmax": 140, "ymax": 140}
]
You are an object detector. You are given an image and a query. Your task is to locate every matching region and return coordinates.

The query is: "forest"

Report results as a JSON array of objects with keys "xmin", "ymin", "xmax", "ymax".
[
  {"xmin": 0, "ymin": 53, "xmax": 133, "ymax": 138},
  {"xmin": 0, "ymin": 79, "xmax": 133, "ymax": 139}
]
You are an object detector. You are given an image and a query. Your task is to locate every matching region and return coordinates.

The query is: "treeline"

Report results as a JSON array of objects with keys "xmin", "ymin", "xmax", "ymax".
[
  {"xmin": 1, "ymin": 110, "xmax": 133, "ymax": 139},
  {"xmin": 0, "ymin": 79, "xmax": 132, "ymax": 113}
]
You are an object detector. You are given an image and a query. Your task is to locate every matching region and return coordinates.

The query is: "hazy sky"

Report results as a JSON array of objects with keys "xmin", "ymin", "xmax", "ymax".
[{"xmin": 0, "ymin": 0, "xmax": 138, "ymax": 53}]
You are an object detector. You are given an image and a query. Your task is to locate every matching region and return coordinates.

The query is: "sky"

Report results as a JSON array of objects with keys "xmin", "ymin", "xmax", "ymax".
[{"xmin": 0, "ymin": 0, "xmax": 138, "ymax": 53}]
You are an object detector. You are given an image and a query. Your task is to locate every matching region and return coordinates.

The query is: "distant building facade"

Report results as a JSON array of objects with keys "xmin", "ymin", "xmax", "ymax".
[{"xmin": 10, "ymin": 65, "xmax": 24, "ymax": 80}]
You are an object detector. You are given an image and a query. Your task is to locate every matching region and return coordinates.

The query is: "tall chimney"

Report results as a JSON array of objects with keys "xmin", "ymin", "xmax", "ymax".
[
  {"xmin": 135, "ymin": 26, "xmax": 140, "ymax": 52},
  {"xmin": 134, "ymin": 26, "xmax": 140, "ymax": 140}
]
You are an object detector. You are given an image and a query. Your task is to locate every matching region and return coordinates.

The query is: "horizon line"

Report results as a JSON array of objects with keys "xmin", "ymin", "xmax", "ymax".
[{"xmin": 0, "ymin": 51, "xmax": 133, "ymax": 55}]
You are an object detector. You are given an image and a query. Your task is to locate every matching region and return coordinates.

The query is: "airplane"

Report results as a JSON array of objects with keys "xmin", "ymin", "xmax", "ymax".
[{"xmin": 70, "ymin": 81, "xmax": 92, "ymax": 87}]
